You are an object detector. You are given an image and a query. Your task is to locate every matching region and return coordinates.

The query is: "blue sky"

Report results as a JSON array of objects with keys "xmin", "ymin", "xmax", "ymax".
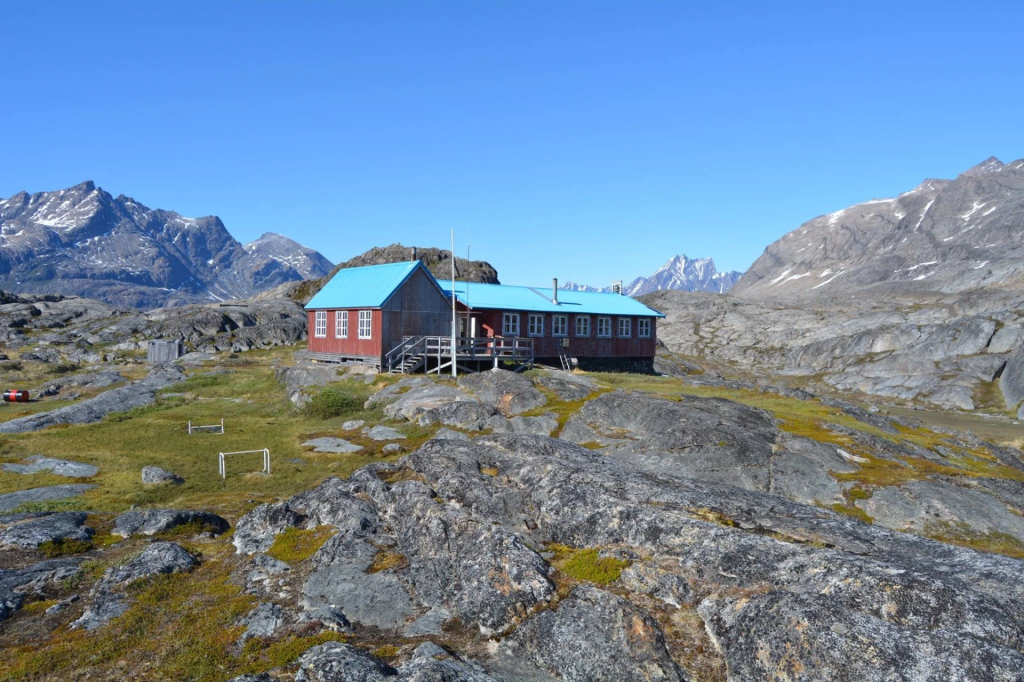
[{"xmin": 3, "ymin": 1, "xmax": 1023, "ymax": 286}]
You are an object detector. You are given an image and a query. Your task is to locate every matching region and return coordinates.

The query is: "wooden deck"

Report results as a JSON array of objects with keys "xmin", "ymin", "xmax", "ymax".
[{"xmin": 385, "ymin": 336, "xmax": 534, "ymax": 374}]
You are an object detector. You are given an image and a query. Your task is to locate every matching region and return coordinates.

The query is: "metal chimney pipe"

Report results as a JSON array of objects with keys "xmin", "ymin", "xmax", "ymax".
[
  {"xmin": 412, "ymin": 246, "xmax": 418, "ymax": 261},
  {"xmin": 552, "ymin": 278, "xmax": 558, "ymax": 304}
]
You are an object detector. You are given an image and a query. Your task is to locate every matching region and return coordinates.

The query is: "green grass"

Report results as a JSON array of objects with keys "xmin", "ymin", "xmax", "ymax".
[
  {"xmin": 923, "ymin": 520, "xmax": 1024, "ymax": 560},
  {"xmin": 0, "ymin": 349, "xmax": 422, "ymax": 517},
  {"xmin": 303, "ymin": 386, "xmax": 366, "ymax": 420}
]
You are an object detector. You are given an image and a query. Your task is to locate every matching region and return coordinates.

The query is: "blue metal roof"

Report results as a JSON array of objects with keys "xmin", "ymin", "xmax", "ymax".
[
  {"xmin": 439, "ymin": 280, "xmax": 665, "ymax": 317},
  {"xmin": 305, "ymin": 261, "xmax": 425, "ymax": 310}
]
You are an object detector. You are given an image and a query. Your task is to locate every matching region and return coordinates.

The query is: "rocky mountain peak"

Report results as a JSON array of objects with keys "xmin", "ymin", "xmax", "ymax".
[
  {"xmin": 732, "ymin": 157, "xmax": 1024, "ymax": 299},
  {"xmin": 0, "ymin": 182, "xmax": 332, "ymax": 309}
]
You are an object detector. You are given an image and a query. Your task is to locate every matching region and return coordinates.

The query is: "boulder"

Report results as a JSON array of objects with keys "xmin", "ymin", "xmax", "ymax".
[
  {"xmin": 1, "ymin": 456, "xmax": 99, "ymax": 478},
  {"xmin": 276, "ymin": 364, "xmax": 341, "ymax": 407},
  {"xmin": 364, "ymin": 425, "xmax": 405, "ymax": 441},
  {"xmin": 302, "ymin": 437, "xmax": 363, "ymax": 454},
  {"xmin": 382, "ymin": 443, "xmax": 402, "ymax": 454},
  {"xmin": 71, "ymin": 542, "xmax": 198, "ymax": 630},
  {"xmin": 533, "ymin": 370, "xmax": 598, "ymax": 401},
  {"xmin": 239, "ymin": 602, "xmax": 283, "ymax": 641},
  {"xmin": 141, "ymin": 466, "xmax": 183, "ymax": 485},
  {"xmin": 112, "ymin": 509, "xmax": 229, "ymax": 537},
  {"xmin": 458, "ymin": 369, "xmax": 546, "ymax": 415},
  {"xmin": 0, "ymin": 512, "xmax": 93, "ymax": 549},
  {"xmin": 415, "ymin": 400, "xmax": 497, "ymax": 428},
  {"xmin": 295, "ymin": 642, "xmax": 397, "ymax": 682},
  {"xmin": 374, "ymin": 382, "xmax": 475, "ymax": 421}
]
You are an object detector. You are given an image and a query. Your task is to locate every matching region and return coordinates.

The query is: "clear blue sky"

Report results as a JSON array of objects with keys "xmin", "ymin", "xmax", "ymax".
[{"xmin": 4, "ymin": 1, "xmax": 1023, "ymax": 286}]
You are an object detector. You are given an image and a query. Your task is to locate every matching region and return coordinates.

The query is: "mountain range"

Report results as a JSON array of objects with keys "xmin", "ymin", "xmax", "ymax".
[
  {"xmin": 733, "ymin": 156, "xmax": 1024, "ymax": 298},
  {"xmin": 0, "ymin": 181, "xmax": 333, "ymax": 309},
  {"xmin": 562, "ymin": 254, "xmax": 742, "ymax": 295}
]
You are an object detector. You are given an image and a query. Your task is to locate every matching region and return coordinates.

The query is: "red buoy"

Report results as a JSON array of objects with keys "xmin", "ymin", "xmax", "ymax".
[{"xmin": 3, "ymin": 390, "xmax": 29, "ymax": 402}]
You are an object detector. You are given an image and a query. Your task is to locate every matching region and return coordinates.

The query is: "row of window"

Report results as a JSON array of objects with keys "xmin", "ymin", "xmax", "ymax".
[
  {"xmin": 503, "ymin": 313, "xmax": 651, "ymax": 338},
  {"xmin": 313, "ymin": 310, "xmax": 373, "ymax": 339}
]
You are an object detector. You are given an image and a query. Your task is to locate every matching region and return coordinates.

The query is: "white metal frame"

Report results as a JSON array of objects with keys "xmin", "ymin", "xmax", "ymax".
[
  {"xmin": 219, "ymin": 449, "xmax": 270, "ymax": 479},
  {"xmin": 188, "ymin": 418, "xmax": 224, "ymax": 434}
]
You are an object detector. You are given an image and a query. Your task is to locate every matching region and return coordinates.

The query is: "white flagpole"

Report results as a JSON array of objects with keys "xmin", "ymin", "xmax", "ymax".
[{"xmin": 451, "ymin": 228, "xmax": 457, "ymax": 378}]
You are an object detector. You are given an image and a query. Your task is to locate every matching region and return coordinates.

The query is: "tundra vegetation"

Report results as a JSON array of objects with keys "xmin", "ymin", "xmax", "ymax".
[{"xmin": 0, "ymin": 344, "xmax": 1022, "ymax": 681}]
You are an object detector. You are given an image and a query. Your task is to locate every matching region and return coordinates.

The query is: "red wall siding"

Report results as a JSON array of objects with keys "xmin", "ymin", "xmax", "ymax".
[
  {"xmin": 307, "ymin": 309, "xmax": 383, "ymax": 358},
  {"xmin": 477, "ymin": 310, "xmax": 656, "ymax": 358}
]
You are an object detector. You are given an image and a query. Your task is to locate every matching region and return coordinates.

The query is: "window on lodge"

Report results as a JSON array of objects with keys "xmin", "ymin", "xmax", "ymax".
[
  {"xmin": 618, "ymin": 317, "xmax": 631, "ymax": 337},
  {"xmin": 638, "ymin": 318, "xmax": 651, "ymax": 338},
  {"xmin": 597, "ymin": 317, "xmax": 612, "ymax": 338},
  {"xmin": 502, "ymin": 312, "xmax": 520, "ymax": 336},
  {"xmin": 335, "ymin": 311, "xmax": 348, "ymax": 338},
  {"xmin": 314, "ymin": 311, "xmax": 327, "ymax": 338},
  {"xmin": 575, "ymin": 315, "xmax": 590, "ymax": 337},
  {"xmin": 527, "ymin": 313, "xmax": 544, "ymax": 336},
  {"xmin": 358, "ymin": 310, "xmax": 373, "ymax": 339},
  {"xmin": 552, "ymin": 314, "xmax": 568, "ymax": 337}
]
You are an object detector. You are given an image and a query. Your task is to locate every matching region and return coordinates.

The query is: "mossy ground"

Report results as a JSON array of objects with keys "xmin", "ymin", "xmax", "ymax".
[
  {"xmin": 0, "ymin": 348, "xmax": 430, "ymax": 517},
  {"xmin": 0, "ymin": 533, "xmax": 347, "ymax": 682},
  {"xmin": 546, "ymin": 544, "xmax": 631, "ymax": 585}
]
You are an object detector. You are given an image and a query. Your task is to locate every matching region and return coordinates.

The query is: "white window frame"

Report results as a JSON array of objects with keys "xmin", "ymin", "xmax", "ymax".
[
  {"xmin": 502, "ymin": 312, "xmax": 520, "ymax": 336},
  {"xmin": 335, "ymin": 311, "xmax": 348, "ymax": 339},
  {"xmin": 638, "ymin": 318, "xmax": 652, "ymax": 338},
  {"xmin": 358, "ymin": 310, "xmax": 373, "ymax": 339},
  {"xmin": 575, "ymin": 315, "xmax": 590, "ymax": 337},
  {"xmin": 314, "ymin": 311, "xmax": 327, "ymax": 338},
  {"xmin": 618, "ymin": 317, "xmax": 631, "ymax": 338},
  {"xmin": 527, "ymin": 313, "xmax": 544, "ymax": 337},
  {"xmin": 597, "ymin": 316, "xmax": 612, "ymax": 338},
  {"xmin": 552, "ymin": 314, "xmax": 568, "ymax": 337}
]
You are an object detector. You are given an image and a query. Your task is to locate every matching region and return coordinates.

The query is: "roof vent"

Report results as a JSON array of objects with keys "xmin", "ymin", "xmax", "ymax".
[{"xmin": 552, "ymin": 278, "xmax": 558, "ymax": 305}]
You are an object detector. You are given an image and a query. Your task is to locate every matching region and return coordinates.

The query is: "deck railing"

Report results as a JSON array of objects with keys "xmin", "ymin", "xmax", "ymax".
[{"xmin": 386, "ymin": 335, "xmax": 534, "ymax": 373}]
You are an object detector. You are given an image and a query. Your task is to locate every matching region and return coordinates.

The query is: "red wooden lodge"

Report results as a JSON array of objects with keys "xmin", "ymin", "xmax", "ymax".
[{"xmin": 304, "ymin": 260, "xmax": 665, "ymax": 373}]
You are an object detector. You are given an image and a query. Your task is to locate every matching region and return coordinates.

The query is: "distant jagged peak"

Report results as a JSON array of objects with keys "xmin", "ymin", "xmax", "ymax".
[
  {"xmin": 561, "ymin": 253, "xmax": 742, "ymax": 295},
  {"xmin": 960, "ymin": 156, "xmax": 1006, "ymax": 177}
]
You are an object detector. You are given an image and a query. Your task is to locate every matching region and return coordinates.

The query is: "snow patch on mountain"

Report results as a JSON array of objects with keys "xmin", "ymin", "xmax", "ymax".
[{"xmin": 562, "ymin": 255, "xmax": 742, "ymax": 295}]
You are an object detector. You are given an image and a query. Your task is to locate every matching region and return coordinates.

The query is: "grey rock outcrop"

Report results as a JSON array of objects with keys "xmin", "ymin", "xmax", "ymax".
[
  {"xmin": 141, "ymin": 466, "xmax": 184, "ymax": 485},
  {"xmin": 0, "ymin": 484, "xmax": 96, "ymax": 512},
  {"xmin": 0, "ymin": 557, "xmax": 83, "ymax": 621},
  {"xmin": 458, "ymin": 369, "xmax": 546, "ymax": 415},
  {"xmin": 2, "ymin": 456, "xmax": 98, "ymax": 478},
  {"xmin": 233, "ymin": 434, "xmax": 1024, "ymax": 679},
  {"xmin": 0, "ymin": 512, "xmax": 93, "ymax": 548},
  {"xmin": 0, "ymin": 364, "xmax": 186, "ymax": 434},
  {"xmin": 72, "ymin": 542, "xmax": 198, "ymax": 630},
  {"xmin": 1001, "ymin": 345, "xmax": 1024, "ymax": 411},
  {"xmin": 239, "ymin": 602, "xmax": 284, "ymax": 642},
  {"xmin": 277, "ymin": 363, "xmax": 341, "ymax": 407},
  {"xmin": 112, "ymin": 509, "xmax": 229, "ymax": 537},
  {"xmin": 533, "ymin": 370, "xmax": 598, "ymax": 401},
  {"xmin": 496, "ymin": 584, "xmax": 685, "ymax": 682}
]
